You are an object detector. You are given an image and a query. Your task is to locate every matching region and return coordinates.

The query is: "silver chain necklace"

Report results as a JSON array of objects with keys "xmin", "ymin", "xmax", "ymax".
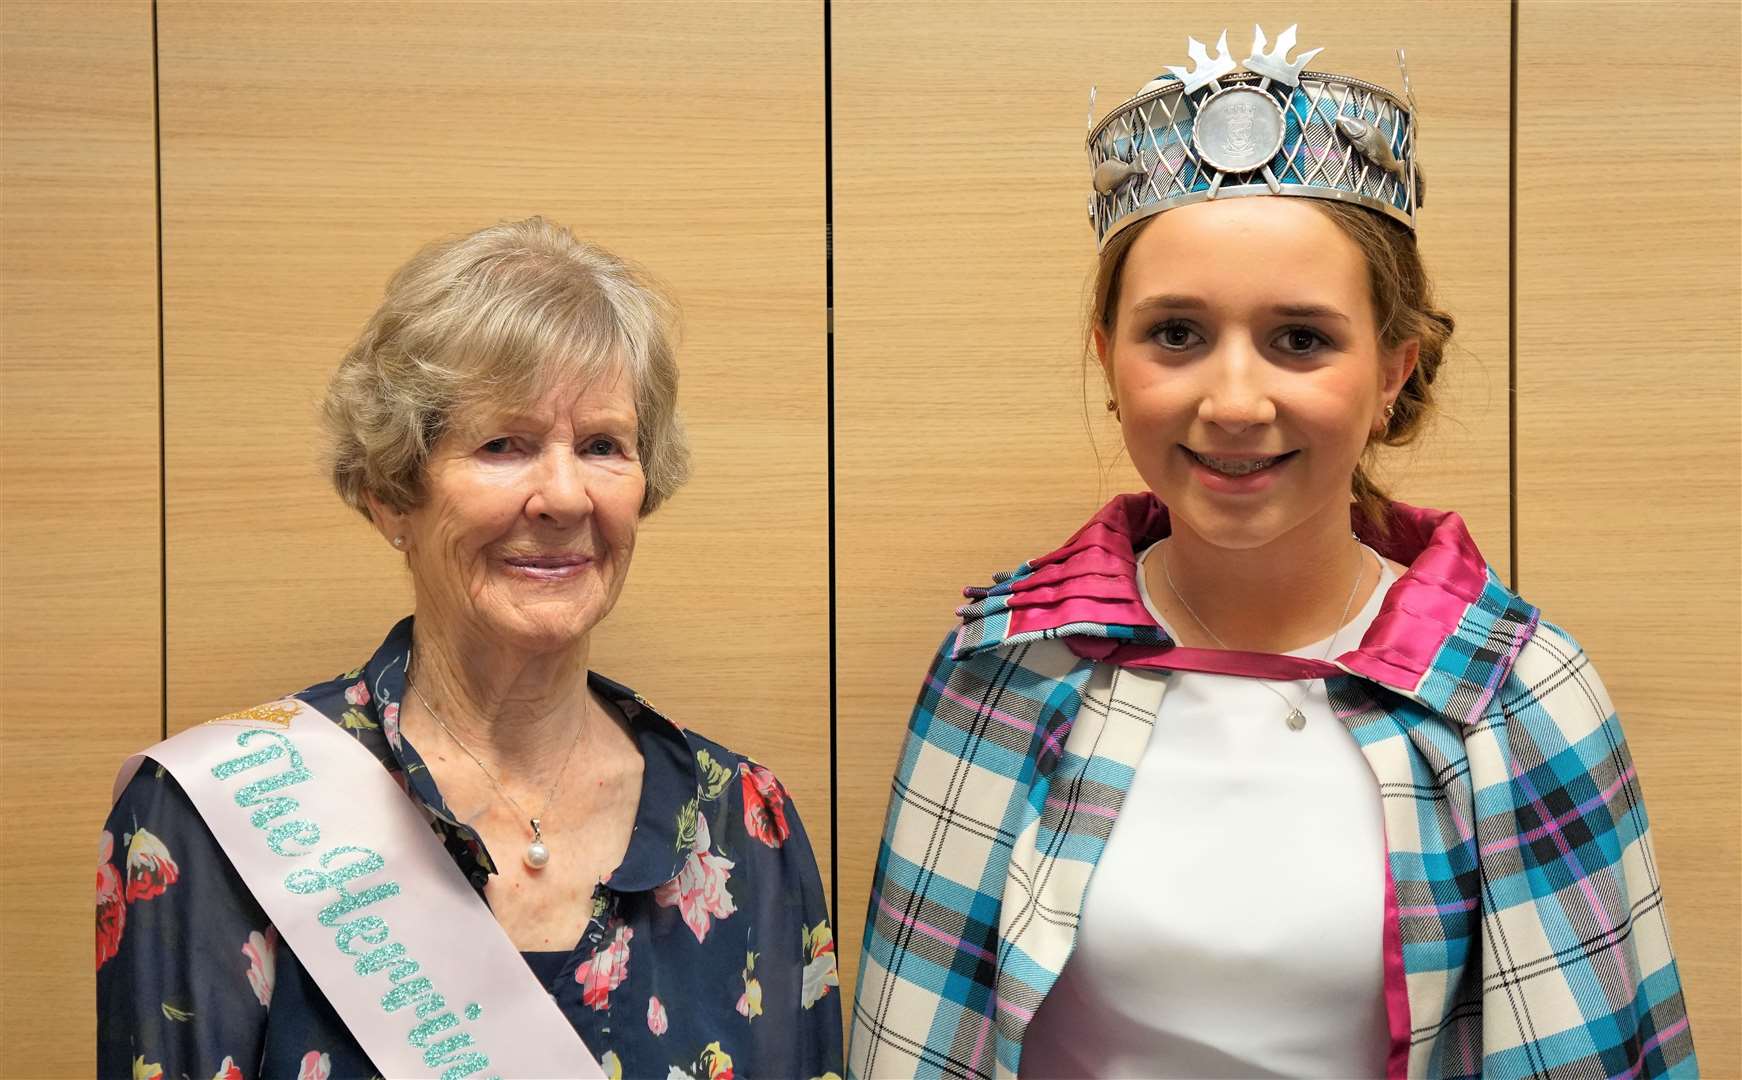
[
  {"xmin": 1158, "ymin": 537, "xmax": 1371, "ymax": 732},
  {"xmin": 406, "ymin": 659, "xmax": 586, "ymax": 870}
]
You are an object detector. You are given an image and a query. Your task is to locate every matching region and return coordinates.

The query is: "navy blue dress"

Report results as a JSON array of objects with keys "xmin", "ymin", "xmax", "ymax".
[{"xmin": 97, "ymin": 618, "xmax": 843, "ymax": 1080}]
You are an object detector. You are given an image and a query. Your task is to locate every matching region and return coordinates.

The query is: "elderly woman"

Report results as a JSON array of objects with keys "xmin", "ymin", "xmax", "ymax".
[
  {"xmin": 850, "ymin": 29, "xmax": 1693, "ymax": 1080},
  {"xmin": 97, "ymin": 218, "xmax": 843, "ymax": 1080}
]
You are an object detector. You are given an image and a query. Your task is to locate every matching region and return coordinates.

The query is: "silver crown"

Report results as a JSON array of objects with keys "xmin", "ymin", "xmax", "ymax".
[{"xmin": 1086, "ymin": 26, "xmax": 1423, "ymax": 248}]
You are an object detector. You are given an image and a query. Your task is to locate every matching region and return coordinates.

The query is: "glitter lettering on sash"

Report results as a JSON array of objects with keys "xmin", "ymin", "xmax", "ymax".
[{"xmin": 208, "ymin": 727, "xmax": 496, "ymax": 1078}]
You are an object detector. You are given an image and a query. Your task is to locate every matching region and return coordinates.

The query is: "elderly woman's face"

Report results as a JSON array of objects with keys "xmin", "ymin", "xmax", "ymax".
[{"xmin": 390, "ymin": 370, "xmax": 645, "ymax": 656}]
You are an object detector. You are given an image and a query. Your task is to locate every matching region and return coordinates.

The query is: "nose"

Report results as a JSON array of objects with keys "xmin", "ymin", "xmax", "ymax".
[
  {"xmin": 523, "ymin": 445, "xmax": 593, "ymax": 525},
  {"xmin": 1196, "ymin": 341, "xmax": 1277, "ymax": 433}
]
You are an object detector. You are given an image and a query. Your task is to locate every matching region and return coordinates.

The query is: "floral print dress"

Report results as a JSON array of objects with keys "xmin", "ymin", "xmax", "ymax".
[{"xmin": 96, "ymin": 617, "xmax": 843, "ymax": 1080}]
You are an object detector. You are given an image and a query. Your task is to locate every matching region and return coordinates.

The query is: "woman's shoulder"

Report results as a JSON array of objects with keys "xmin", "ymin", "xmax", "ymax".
[
  {"xmin": 1505, "ymin": 616, "xmax": 1614, "ymax": 713},
  {"xmin": 672, "ymin": 722, "xmax": 812, "ymax": 835},
  {"xmin": 590, "ymin": 672, "xmax": 824, "ymax": 857},
  {"xmin": 101, "ymin": 757, "xmax": 255, "ymax": 962},
  {"xmin": 109, "ymin": 746, "xmax": 230, "ymax": 850},
  {"xmin": 1481, "ymin": 614, "xmax": 1635, "ymax": 762}
]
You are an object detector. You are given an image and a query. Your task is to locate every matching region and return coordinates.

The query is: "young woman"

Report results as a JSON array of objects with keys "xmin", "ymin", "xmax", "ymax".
[{"xmin": 849, "ymin": 28, "xmax": 1694, "ymax": 1080}]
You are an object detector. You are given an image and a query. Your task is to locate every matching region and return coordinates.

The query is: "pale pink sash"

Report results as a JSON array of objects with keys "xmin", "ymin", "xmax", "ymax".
[{"xmin": 114, "ymin": 699, "xmax": 605, "ymax": 1080}]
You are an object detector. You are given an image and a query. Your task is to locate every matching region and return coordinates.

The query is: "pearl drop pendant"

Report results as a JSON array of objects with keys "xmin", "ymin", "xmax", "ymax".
[{"xmin": 524, "ymin": 819, "xmax": 551, "ymax": 870}]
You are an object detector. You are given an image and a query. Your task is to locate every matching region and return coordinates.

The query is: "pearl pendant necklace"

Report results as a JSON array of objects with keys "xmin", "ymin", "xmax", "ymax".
[
  {"xmin": 525, "ymin": 819, "xmax": 551, "ymax": 870},
  {"xmin": 406, "ymin": 657, "xmax": 586, "ymax": 872}
]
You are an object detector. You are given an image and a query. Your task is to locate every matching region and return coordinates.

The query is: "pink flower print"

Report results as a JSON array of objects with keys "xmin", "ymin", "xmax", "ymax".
[
  {"xmin": 735, "ymin": 951, "xmax": 762, "ymax": 1020},
  {"xmin": 295, "ymin": 1052, "xmax": 330, "ymax": 1080},
  {"xmin": 381, "ymin": 701, "xmax": 402, "ymax": 752},
  {"xmin": 211, "ymin": 1057, "xmax": 244, "ymax": 1080},
  {"xmin": 344, "ymin": 680, "xmax": 370, "ymax": 706},
  {"xmin": 653, "ymin": 813, "xmax": 737, "ymax": 944},
  {"xmin": 242, "ymin": 926, "xmax": 277, "ymax": 1007},
  {"xmin": 739, "ymin": 764, "xmax": 790, "ymax": 848},
  {"xmin": 646, "ymin": 994, "xmax": 668, "ymax": 1035},
  {"xmin": 123, "ymin": 826, "xmax": 180, "ymax": 903},
  {"xmin": 576, "ymin": 920, "xmax": 634, "ymax": 1010},
  {"xmin": 96, "ymin": 831, "xmax": 125, "ymax": 970}
]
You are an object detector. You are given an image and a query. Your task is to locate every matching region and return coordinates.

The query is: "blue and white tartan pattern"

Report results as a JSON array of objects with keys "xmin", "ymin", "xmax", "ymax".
[{"xmin": 850, "ymin": 575, "xmax": 1694, "ymax": 1078}]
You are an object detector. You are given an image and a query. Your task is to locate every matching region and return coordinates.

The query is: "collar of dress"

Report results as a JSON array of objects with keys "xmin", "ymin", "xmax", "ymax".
[
  {"xmin": 348, "ymin": 615, "xmax": 697, "ymax": 891},
  {"xmin": 949, "ymin": 492, "xmax": 1540, "ymax": 728}
]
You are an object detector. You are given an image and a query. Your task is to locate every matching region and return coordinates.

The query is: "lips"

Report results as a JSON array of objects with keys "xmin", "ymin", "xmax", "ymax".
[
  {"xmin": 500, "ymin": 552, "xmax": 592, "ymax": 581},
  {"xmin": 503, "ymin": 554, "xmax": 589, "ymax": 568},
  {"xmin": 1186, "ymin": 448, "xmax": 1298, "ymax": 477}
]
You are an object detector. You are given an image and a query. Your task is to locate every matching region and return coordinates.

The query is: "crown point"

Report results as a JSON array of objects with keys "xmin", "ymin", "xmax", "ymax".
[
  {"xmin": 1168, "ymin": 29, "xmax": 1238, "ymax": 93},
  {"xmin": 1244, "ymin": 22, "xmax": 1322, "ymax": 87}
]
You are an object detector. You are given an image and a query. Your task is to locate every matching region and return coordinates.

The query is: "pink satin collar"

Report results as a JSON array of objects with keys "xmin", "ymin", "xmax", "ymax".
[{"xmin": 956, "ymin": 492, "xmax": 1500, "ymax": 700}]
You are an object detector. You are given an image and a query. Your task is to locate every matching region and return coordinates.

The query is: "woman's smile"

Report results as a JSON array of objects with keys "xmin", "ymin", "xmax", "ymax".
[
  {"xmin": 1181, "ymin": 446, "xmax": 1300, "ymax": 494},
  {"xmin": 498, "ymin": 551, "xmax": 595, "ymax": 582}
]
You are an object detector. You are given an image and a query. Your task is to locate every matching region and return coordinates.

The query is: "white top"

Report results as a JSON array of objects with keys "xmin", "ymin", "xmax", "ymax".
[{"xmin": 1019, "ymin": 544, "xmax": 1397, "ymax": 1080}]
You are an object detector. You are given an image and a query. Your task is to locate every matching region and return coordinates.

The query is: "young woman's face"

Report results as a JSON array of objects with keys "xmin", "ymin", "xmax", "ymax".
[{"xmin": 1098, "ymin": 199, "xmax": 1417, "ymax": 551}]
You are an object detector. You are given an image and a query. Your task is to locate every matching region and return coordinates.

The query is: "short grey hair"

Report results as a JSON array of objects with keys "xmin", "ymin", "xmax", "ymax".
[{"xmin": 322, "ymin": 216, "xmax": 690, "ymax": 518}]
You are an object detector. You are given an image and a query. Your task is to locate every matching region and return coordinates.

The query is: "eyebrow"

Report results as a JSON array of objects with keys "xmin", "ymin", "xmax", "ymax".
[
  {"xmin": 1128, "ymin": 294, "xmax": 1351, "ymax": 323},
  {"xmin": 1271, "ymin": 302, "xmax": 1350, "ymax": 323},
  {"xmin": 468, "ymin": 406, "xmax": 637, "ymax": 432},
  {"xmin": 1129, "ymin": 293, "xmax": 1208, "ymax": 315}
]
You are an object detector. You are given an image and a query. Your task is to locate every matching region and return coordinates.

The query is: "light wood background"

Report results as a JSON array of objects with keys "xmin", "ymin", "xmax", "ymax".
[
  {"xmin": 2, "ymin": 0, "xmax": 1736, "ymax": 1074},
  {"xmin": 1, "ymin": 2, "xmax": 162, "ymax": 1076}
]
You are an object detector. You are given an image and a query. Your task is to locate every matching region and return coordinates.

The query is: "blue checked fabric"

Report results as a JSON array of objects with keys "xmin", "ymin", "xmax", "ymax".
[{"xmin": 849, "ymin": 510, "xmax": 1694, "ymax": 1079}]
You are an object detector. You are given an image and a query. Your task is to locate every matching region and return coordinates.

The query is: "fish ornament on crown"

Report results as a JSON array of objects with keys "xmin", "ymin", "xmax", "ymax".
[{"xmin": 1086, "ymin": 25, "xmax": 1424, "ymax": 249}]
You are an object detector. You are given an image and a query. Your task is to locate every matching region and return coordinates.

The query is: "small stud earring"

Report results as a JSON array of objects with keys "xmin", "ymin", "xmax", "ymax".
[
  {"xmin": 392, "ymin": 536, "xmax": 405, "ymax": 548},
  {"xmin": 1106, "ymin": 399, "xmax": 1119, "ymax": 418},
  {"xmin": 1383, "ymin": 403, "xmax": 1397, "ymax": 421}
]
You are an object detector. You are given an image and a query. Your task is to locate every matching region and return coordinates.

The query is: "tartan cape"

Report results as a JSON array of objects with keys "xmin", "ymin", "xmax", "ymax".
[{"xmin": 849, "ymin": 493, "xmax": 1694, "ymax": 1079}]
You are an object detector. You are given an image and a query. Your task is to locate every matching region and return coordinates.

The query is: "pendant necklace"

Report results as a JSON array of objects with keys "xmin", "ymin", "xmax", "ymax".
[
  {"xmin": 1159, "ymin": 536, "xmax": 1371, "ymax": 732},
  {"xmin": 406, "ymin": 660, "xmax": 586, "ymax": 870}
]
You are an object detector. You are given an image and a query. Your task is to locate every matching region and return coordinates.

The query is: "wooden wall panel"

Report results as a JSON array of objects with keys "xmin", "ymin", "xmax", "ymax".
[
  {"xmin": 156, "ymin": 0, "xmax": 830, "ymax": 891},
  {"xmin": 832, "ymin": 0, "xmax": 1513, "ymax": 1030},
  {"xmin": 0, "ymin": 2, "xmax": 161, "ymax": 1073},
  {"xmin": 1517, "ymin": 2, "xmax": 1740, "ymax": 1071}
]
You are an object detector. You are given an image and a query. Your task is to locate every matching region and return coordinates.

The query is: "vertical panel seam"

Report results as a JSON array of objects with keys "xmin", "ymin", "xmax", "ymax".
[
  {"xmin": 823, "ymin": 0, "xmax": 839, "ymax": 931},
  {"xmin": 1508, "ymin": 0, "xmax": 1520, "ymax": 595},
  {"xmin": 152, "ymin": 0, "xmax": 167, "ymax": 741}
]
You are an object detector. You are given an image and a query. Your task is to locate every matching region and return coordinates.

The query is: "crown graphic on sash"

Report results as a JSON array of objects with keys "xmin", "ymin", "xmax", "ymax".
[{"xmin": 1087, "ymin": 25, "xmax": 1423, "ymax": 248}]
